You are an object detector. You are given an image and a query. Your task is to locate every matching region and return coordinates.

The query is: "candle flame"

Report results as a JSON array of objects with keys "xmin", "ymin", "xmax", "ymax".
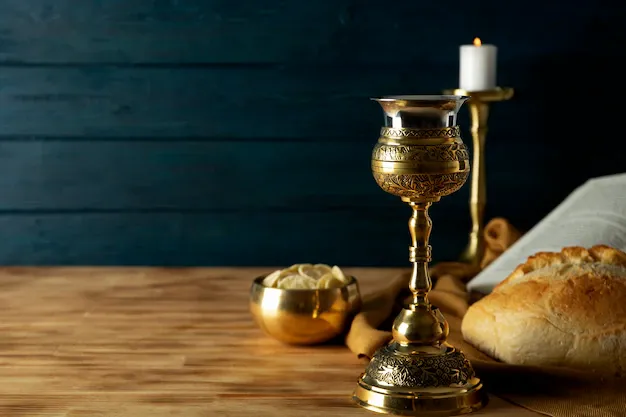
[{"xmin": 473, "ymin": 37, "xmax": 482, "ymax": 47}]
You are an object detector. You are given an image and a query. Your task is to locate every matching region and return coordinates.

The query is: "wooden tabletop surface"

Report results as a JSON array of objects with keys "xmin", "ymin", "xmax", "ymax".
[{"xmin": 0, "ymin": 267, "xmax": 540, "ymax": 416}]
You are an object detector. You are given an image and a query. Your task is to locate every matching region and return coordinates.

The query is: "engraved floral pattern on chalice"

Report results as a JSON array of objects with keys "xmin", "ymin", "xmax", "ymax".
[
  {"xmin": 373, "ymin": 172, "xmax": 469, "ymax": 198},
  {"xmin": 365, "ymin": 345, "xmax": 475, "ymax": 388},
  {"xmin": 373, "ymin": 143, "xmax": 469, "ymax": 163}
]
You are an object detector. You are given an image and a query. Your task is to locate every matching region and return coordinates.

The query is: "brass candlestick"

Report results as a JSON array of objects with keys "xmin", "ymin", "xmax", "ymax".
[
  {"xmin": 444, "ymin": 87, "xmax": 514, "ymax": 265},
  {"xmin": 352, "ymin": 95, "xmax": 486, "ymax": 416}
]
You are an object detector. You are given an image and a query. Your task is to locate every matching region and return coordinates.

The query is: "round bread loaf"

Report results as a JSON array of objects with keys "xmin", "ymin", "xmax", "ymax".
[{"xmin": 461, "ymin": 245, "xmax": 626, "ymax": 375}]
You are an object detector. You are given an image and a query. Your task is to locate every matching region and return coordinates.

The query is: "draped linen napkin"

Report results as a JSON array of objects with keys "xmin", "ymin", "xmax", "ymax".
[{"xmin": 345, "ymin": 218, "xmax": 626, "ymax": 417}]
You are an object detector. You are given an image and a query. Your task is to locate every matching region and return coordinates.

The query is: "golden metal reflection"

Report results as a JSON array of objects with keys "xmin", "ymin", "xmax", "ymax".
[
  {"xmin": 443, "ymin": 87, "xmax": 514, "ymax": 266},
  {"xmin": 352, "ymin": 95, "xmax": 486, "ymax": 416},
  {"xmin": 250, "ymin": 276, "xmax": 361, "ymax": 345}
]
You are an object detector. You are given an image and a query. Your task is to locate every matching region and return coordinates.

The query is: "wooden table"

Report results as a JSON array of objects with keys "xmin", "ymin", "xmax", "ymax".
[{"xmin": 0, "ymin": 267, "xmax": 540, "ymax": 416}]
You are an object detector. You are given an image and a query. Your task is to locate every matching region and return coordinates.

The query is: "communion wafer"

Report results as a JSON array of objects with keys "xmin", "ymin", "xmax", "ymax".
[
  {"xmin": 262, "ymin": 263, "xmax": 349, "ymax": 289},
  {"xmin": 298, "ymin": 263, "xmax": 330, "ymax": 279},
  {"xmin": 317, "ymin": 272, "xmax": 345, "ymax": 289},
  {"xmin": 277, "ymin": 274, "xmax": 318, "ymax": 290},
  {"xmin": 262, "ymin": 269, "xmax": 282, "ymax": 287},
  {"xmin": 331, "ymin": 265, "xmax": 348, "ymax": 282}
]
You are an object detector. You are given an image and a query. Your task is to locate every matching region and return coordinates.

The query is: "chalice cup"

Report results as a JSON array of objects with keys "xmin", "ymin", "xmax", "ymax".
[{"xmin": 352, "ymin": 95, "xmax": 487, "ymax": 415}]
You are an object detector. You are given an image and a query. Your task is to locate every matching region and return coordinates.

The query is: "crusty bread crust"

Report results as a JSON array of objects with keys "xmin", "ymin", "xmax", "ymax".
[{"xmin": 461, "ymin": 245, "xmax": 626, "ymax": 375}]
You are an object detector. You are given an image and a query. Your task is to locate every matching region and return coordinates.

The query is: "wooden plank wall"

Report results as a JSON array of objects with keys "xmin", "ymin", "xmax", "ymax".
[{"xmin": 0, "ymin": 0, "xmax": 624, "ymax": 266}]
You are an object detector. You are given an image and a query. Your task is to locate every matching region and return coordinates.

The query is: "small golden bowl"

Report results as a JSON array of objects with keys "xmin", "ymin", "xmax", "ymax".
[{"xmin": 249, "ymin": 275, "xmax": 362, "ymax": 345}]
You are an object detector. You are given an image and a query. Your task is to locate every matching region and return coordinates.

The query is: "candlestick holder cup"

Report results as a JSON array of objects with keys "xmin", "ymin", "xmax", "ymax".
[
  {"xmin": 443, "ymin": 87, "xmax": 514, "ymax": 265},
  {"xmin": 352, "ymin": 95, "xmax": 486, "ymax": 416}
]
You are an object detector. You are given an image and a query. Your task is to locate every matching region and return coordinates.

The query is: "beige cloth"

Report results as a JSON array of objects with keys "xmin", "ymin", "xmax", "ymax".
[{"xmin": 346, "ymin": 218, "xmax": 626, "ymax": 417}]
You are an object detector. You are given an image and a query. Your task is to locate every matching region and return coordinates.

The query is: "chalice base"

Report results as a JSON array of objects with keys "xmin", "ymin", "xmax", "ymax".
[{"xmin": 352, "ymin": 342, "xmax": 487, "ymax": 416}]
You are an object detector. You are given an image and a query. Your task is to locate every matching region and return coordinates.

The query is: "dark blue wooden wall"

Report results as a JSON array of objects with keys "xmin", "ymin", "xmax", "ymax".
[{"xmin": 0, "ymin": 0, "xmax": 624, "ymax": 266}]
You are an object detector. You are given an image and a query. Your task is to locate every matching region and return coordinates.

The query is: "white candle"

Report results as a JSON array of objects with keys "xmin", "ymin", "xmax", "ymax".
[{"xmin": 459, "ymin": 38, "xmax": 497, "ymax": 91}]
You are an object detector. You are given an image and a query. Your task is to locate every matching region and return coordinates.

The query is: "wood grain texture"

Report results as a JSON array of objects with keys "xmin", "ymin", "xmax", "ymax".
[
  {"xmin": 0, "ymin": 140, "xmax": 386, "ymax": 210},
  {"xmin": 0, "ymin": 266, "xmax": 540, "ymax": 416},
  {"xmin": 0, "ymin": 0, "xmax": 624, "ymax": 267},
  {"xmin": 0, "ymin": 66, "xmax": 447, "ymax": 138},
  {"xmin": 0, "ymin": 133, "xmax": 612, "ymax": 266},
  {"xmin": 0, "ymin": 139, "xmax": 547, "ymax": 211},
  {"xmin": 0, "ymin": 210, "xmax": 469, "ymax": 266},
  {"xmin": 1, "ymin": 0, "xmax": 619, "ymax": 64}
]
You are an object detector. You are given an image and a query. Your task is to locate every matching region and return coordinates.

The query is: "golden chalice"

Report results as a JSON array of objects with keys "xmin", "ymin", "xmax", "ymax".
[{"xmin": 352, "ymin": 95, "xmax": 486, "ymax": 415}]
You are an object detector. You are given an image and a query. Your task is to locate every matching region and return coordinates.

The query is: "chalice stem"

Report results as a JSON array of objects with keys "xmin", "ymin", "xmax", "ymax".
[{"xmin": 408, "ymin": 201, "xmax": 433, "ymax": 306}]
